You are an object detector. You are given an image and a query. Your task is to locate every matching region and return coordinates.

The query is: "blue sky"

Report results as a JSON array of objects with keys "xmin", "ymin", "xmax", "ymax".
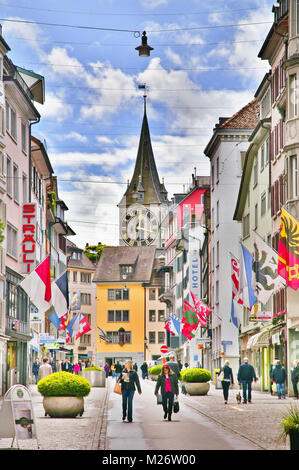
[{"xmin": 0, "ymin": 0, "xmax": 274, "ymax": 248}]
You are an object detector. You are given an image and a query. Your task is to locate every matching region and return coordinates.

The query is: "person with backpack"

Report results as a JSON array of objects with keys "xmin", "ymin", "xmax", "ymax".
[{"xmin": 272, "ymin": 360, "xmax": 287, "ymax": 399}]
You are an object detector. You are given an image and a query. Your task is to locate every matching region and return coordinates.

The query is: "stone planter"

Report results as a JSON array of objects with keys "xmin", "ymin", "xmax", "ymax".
[
  {"xmin": 43, "ymin": 396, "xmax": 84, "ymax": 418},
  {"xmin": 150, "ymin": 375, "xmax": 159, "ymax": 382},
  {"xmin": 181, "ymin": 381, "xmax": 210, "ymax": 396},
  {"xmin": 289, "ymin": 429, "xmax": 299, "ymax": 450},
  {"xmin": 80, "ymin": 370, "xmax": 106, "ymax": 387}
]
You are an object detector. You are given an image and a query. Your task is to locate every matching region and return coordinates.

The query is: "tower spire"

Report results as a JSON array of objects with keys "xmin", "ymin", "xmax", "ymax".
[{"xmin": 119, "ymin": 95, "xmax": 168, "ymax": 207}]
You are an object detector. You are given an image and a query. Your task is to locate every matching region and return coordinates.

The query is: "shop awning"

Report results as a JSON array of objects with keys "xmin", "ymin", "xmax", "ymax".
[{"xmin": 247, "ymin": 329, "xmax": 270, "ymax": 349}]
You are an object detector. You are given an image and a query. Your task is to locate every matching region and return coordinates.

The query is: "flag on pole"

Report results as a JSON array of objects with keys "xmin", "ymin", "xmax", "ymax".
[
  {"xmin": 190, "ymin": 292, "xmax": 211, "ymax": 325},
  {"xmin": 98, "ymin": 327, "xmax": 112, "ymax": 343},
  {"xmin": 59, "ymin": 311, "xmax": 71, "ymax": 331},
  {"xmin": 278, "ymin": 208, "xmax": 299, "ymax": 290},
  {"xmin": 239, "ymin": 244, "xmax": 257, "ymax": 310},
  {"xmin": 184, "ymin": 299, "xmax": 207, "ymax": 326},
  {"xmin": 70, "ymin": 292, "xmax": 81, "ymax": 311},
  {"xmin": 181, "ymin": 301, "xmax": 200, "ymax": 339},
  {"xmin": 75, "ymin": 315, "xmax": 91, "ymax": 340},
  {"xmin": 230, "ymin": 252, "xmax": 244, "ymax": 306},
  {"xmin": 51, "ymin": 271, "xmax": 69, "ymax": 318},
  {"xmin": 230, "ymin": 298, "xmax": 240, "ymax": 328},
  {"xmin": 49, "ymin": 311, "xmax": 62, "ymax": 330},
  {"xmin": 164, "ymin": 314, "xmax": 181, "ymax": 336},
  {"xmin": 66, "ymin": 313, "xmax": 82, "ymax": 339},
  {"xmin": 253, "ymin": 233, "xmax": 282, "ymax": 303},
  {"xmin": 19, "ymin": 256, "xmax": 52, "ymax": 313}
]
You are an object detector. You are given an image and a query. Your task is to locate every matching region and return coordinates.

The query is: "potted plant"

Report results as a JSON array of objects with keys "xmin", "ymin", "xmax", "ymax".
[
  {"xmin": 80, "ymin": 366, "xmax": 106, "ymax": 387},
  {"xmin": 180, "ymin": 368, "xmax": 212, "ymax": 395},
  {"xmin": 149, "ymin": 365, "xmax": 162, "ymax": 381},
  {"xmin": 280, "ymin": 404, "xmax": 299, "ymax": 450},
  {"xmin": 37, "ymin": 371, "xmax": 91, "ymax": 418}
]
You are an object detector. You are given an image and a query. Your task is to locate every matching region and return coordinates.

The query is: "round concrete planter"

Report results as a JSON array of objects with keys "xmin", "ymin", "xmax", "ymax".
[
  {"xmin": 43, "ymin": 396, "xmax": 84, "ymax": 418},
  {"xmin": 181, "ymin": 381, "xmax": 210, "ymax": 396},
  {"xmin": 80, "ymin": 370, "xmax": 106, "ymax": 387}
]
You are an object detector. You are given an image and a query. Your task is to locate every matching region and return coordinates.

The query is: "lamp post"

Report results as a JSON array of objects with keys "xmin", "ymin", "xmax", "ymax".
[{"xmin": 135, "ymin": 31, "xmax": 154, "ymax": 57}]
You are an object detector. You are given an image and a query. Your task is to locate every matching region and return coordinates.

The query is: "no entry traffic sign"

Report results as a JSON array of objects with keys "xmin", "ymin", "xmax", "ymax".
[{"xmin": 160, "ymin": 345, "xmax": 168, "ymax": 354}]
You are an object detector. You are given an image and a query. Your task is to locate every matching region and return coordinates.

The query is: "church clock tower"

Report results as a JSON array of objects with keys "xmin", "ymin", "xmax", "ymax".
[{"xmin": 118, "ymin": 96, "xmax": 168, "ymax": 248}]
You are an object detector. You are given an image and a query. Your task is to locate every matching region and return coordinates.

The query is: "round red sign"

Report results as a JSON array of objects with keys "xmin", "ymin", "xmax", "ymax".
[{"xmin": 160, "ymin": 345, "xmax": 168, "ymax": 354}]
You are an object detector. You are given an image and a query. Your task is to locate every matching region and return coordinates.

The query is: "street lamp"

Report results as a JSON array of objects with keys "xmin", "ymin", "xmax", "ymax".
[{"xmin": 135, "ymin": 31, "xmax": 154, "ymax": 57}]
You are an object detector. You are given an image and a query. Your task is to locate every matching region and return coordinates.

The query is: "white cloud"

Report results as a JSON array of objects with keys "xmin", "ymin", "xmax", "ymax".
[
  {"xmin": 64, "ymin": 132, "xmax": 88, "ymax": 143},
  {"xmin": 35, "ymin": 91, "xmax": 73, "ymax": 122}
]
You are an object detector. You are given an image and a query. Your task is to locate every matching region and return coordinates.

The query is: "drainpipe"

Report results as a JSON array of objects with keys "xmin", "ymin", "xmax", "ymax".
[{"xmin": 29, "ymin": 116, "xmax": 40, "ymax": 203}]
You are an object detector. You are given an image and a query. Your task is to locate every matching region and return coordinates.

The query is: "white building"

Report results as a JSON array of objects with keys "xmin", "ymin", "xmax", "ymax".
[{"xmin": 204, "ymin": 100, "xmax": 259, "ymax": 380}]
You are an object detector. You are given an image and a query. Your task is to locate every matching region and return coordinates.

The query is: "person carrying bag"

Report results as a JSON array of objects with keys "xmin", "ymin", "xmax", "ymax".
[
  {"xmin": 118, "ymin": 360, "xmax": 142, "ymax": 423},
  {"xmin": 154, "ymin": 363, "xmax": 179, "ymax": 421}
]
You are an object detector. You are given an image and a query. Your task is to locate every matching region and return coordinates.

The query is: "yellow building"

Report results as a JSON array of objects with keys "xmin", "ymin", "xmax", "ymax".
[{"xmin": 93, "ymin": 246, "xmax": 156, "ymax": 368}]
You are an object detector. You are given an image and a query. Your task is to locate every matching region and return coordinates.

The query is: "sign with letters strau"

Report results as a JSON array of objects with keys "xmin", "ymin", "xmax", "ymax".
[{"xmin": 22, "ymin": 203, "xmax": 37, "ymax": 274}]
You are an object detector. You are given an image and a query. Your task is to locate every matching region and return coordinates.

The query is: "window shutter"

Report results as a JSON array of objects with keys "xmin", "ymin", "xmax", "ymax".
[
  {"xmin": 271, "ymin": 185, "xmax": 275, "ymax": 216},
  {"xmin": 270, "ymin": 131, "xmax": 274, "ymax": 161}
]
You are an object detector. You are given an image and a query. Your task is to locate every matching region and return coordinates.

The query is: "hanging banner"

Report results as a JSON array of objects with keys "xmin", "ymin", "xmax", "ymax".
[{"xmin": 22, "ymin": 203, "xmax": 37, "ymax": 274}]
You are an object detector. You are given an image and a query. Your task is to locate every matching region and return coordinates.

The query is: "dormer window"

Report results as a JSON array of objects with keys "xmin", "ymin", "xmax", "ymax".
[{"xmin": 120, "ymin": 265, "xmax": 134, "ymax": 276}]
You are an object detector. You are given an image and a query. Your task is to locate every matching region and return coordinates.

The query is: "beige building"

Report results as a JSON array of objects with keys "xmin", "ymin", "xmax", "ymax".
[
  {"xmin": 145, "ymin": 256, "xmax": 166, "ymax": 361},
  {"xmin": 67, "ymin": 240, "xmax": 97, "ymax": 365}
]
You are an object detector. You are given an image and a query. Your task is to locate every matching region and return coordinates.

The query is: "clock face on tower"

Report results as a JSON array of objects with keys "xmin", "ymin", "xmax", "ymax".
[{"xmin": 121, "ymin": 206, "xmax": 159, "ymax": 246}]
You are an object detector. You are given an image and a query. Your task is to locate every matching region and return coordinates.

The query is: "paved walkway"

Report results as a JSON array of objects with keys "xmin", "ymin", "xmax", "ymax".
[{"xmin": 0, "ymin": 378, "xmax": 296, "ymax": 450}]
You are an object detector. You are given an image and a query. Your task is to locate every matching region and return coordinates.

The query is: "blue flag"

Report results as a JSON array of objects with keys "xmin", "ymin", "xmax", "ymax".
[
  {"xmin": 70, "ymin": 292, "xmax": 81, "ymax": 311},
  {"xmin": 49, "ymin": 311, "xmax": 62, "ymax": 330}
]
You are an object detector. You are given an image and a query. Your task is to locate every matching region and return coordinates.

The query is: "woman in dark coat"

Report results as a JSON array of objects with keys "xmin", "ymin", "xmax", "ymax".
[
  {"xmin": 118, "ymin": 360, "xmax": 142, "ymax": 423},
  {"xmin": 218, "ymin": 360, "xmax": 234, "ymax": 404},
  {"xmin": 154, "ymin": 363, "xmax": 179, "ymax": 421}
]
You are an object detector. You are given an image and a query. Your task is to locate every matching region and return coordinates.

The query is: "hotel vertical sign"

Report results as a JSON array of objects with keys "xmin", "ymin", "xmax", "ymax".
[
  {"xmin": 22, "ymin": 203, "xmax": 37, "ymax": 274},
  {"xmin": 189, "ymin": 248, "xmax": 201, "ymax": 299}
]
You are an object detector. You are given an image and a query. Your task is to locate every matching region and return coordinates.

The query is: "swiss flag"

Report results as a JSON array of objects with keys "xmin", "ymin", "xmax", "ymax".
[
  {"xmin": 75, "ymin": 315, "xmax": 91, "ymax": 340},
  {"xmin": 20, "ymin": 256, "xmax": 52, "ymax": 313}
]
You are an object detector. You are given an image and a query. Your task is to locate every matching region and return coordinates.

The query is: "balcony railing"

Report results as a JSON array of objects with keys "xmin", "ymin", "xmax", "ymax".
[{"xmin": 6, "ymin": 316, "xmax": 30, "ymax": 336}]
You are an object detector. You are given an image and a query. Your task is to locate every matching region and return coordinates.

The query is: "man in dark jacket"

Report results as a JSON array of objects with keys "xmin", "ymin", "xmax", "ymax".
[
  {"xmin": 168, "ymin": 354, "xmax": 181, "ymax": 381},
  {"xmin": 291, "ymin": 361, "xmax": 299, "ymax": 399},
  {"xmin": 272, "ymin": 360, "xmax": 286, "ymax": 399},
  {"xmin": 237, "ymin": 357, "xmax": 257, "ymax": 404}
]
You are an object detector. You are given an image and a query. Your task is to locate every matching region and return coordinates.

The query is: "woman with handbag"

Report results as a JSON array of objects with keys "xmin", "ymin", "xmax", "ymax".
[
  {"xmin": 217, "ymin": 360, "xmax": 234, "ymax": 404},
  {"xmin": 118, "ymin": 360, "xmax": 142, "ymax": 423},
  {"xmin": 154, "ymin": 363, "xmax": 179, "ymax": 421}
]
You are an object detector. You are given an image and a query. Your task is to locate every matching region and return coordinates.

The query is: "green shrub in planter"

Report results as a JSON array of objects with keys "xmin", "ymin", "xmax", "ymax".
[
  {"xmin": 280, "ymin": 404, "xmax": 299, "ymax": 450},
  {"xmin": 37, "ymin": 371, "xmax": 91, "ymax": 397},
  {"xmin": 180, "ymin": 368, "xmax": 212, "ymax": 383},
  {"xmin": 149, "ymin": 365, "xmax": 162, "ymax": 376},
  {"xmin": 84, "ymin": 366, "xmax": 103, "ymax": 371}
]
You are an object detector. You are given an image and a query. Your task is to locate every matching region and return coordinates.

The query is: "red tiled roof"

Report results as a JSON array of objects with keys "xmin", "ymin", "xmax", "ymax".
[{"xmin": 219, "ymin": 99, "xmax": 260, "ymax": 130}]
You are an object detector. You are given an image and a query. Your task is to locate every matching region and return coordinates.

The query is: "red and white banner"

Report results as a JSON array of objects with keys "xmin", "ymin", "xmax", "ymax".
[
  {"xmin": 22, "ymin": 203, "xmax": 37, "ymax": 274},
  {"xmin": 230, "ymin": 253, "xmax": 244, "ymax": 306}
]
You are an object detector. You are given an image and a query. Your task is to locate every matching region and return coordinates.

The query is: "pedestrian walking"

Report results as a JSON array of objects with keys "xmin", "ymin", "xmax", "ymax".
[
  {"xmin": 38, "ymin": 358, "xmax": 52, "ymax": 382},
  {"xmin": 237, "ymin": 357, "xmax": 257, "ymax": 404},
  {"xmin": 269, "ymin": 360, "xmax": 275, "ymax": 395},
  {"xmin": 272, "ymin": 360, "xmax": 286, "ymax": 399},
  {"xmin": 115, "ymin": 361, "xmax": 123, "ymax": 381},
  {"xmin": 140, "ymin": 362, "xmax": 148, "ymax": 380},
  {"xmin": 118, "ymin": 360, "xmax": 142, "ymax": 423},
  {"xmin": 291, "ymin": 361, "xmax": 299, "ymax": 399},
  {"xmin": 154, "ymin": 363, "xmax": 179, "ymax": 421},
  {"xmin": 73, "ymin": 362, "xmax": 80, "ymax": 375},
  {"xmin": 133, "ymin": 363, "xmax": 138, "ymax": 372},
  {"xmin": 32, "ymin": 358, "xmax": 40, "ymax": 384},
  {"xmin": 104, "ymin": 362, "xmax": 110, "ymax": 378},
  {"xmin": 49, "ymin": 357, "xmax": 57, "ymax": 373},
  {"xmin": 62, "ymin": 358, "xmax": 73, "ymax": 373},
  {"xmin": 168, "ymin": 354, "xmax": 181, "ymax": 381},
  {"xmin": 217, "ymin": 360, "xmax": 234, "ymax": 404},
  {"xmin": 111, "ymin": 363, "xmax": 116, "ymax": 378}
]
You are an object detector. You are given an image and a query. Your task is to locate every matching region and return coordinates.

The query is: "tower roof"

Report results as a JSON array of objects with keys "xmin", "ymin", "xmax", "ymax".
[{"xmin": 119, "ymin": 97, "xmax": 167, "ymax": 206}]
